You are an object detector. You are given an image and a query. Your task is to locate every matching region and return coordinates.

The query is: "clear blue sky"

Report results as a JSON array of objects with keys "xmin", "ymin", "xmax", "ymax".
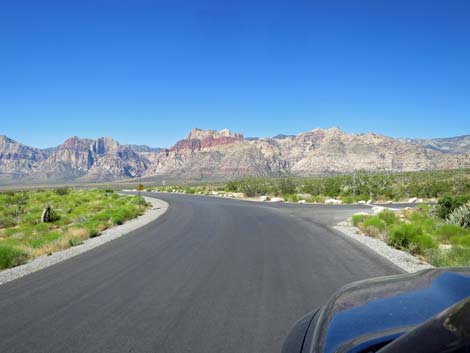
[{"xmin": 1, "ymin": 0, "xmax": 469, "ymax": 148}]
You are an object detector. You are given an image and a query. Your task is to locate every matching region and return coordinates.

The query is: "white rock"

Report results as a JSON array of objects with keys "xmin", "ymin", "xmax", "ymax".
[
  {"xmin": 408, "ymin": 197, "xmax": 418, "ymax": 203},
  {"xmin": 366, "ymin": 200, "xmax": 373, "ymax": 205},
  {"xmin": 298, "ymin": 199, "xmax": 306, "ymax": 204},
  {"xmin": 211, "ymin": 191, "xmax": 219, "ymax": 195},
  {"xmin": 259, "ymin": 195, "xmax": 268, "ymax": 201},
  {"xmin": 371, "ymin": 206, "xmax": 386, "ymax": 214},
  {"xmin": 417, "ymin": 198, "xmax": 424, "ymax": 203},
  {"xmin": 325, "ymin": 199, "xmax": 342, "ymax": 205},
  {"xmin": 271, "ymin": 197, "xmax": 284, "ymax": 203},
  {"xmin": 358, "ymin": 200, "xmax": 366, "ymax": 205},
  {"xmin": 386, "ymin": 200, "xmax": 393, "ymax": 204},
  {"xmin": 297, "ymin": 193, "xmax": 311, "ymax": 199}
]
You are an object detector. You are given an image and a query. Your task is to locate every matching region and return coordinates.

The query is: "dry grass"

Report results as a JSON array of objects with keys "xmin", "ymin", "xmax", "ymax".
[{"xmin": 25, "ymin": 228, "xmax": 90, "ymax": 257}]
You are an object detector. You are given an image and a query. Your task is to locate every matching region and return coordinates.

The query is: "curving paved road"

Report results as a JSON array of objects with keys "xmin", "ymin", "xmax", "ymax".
[{"xmin": 0, "ymin": 193, "xmax": 401, "ymax": 353}]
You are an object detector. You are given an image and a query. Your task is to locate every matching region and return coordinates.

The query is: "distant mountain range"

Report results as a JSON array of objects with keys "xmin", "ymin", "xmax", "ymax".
[{"xmin": 0, "ymin": 128, "xmax": 469, "ymax": 185}]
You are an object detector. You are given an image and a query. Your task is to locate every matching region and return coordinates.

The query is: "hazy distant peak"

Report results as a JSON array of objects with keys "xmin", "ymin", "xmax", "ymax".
[{"xmin": 272, "ymin": 134, "xmax": 295, "ymax": 139}]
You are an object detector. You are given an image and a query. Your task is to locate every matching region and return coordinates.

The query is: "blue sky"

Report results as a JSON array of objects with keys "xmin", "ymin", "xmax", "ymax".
[{"xmin": 1, "ymin": 0, "xmax": 469, "ymax": 148}]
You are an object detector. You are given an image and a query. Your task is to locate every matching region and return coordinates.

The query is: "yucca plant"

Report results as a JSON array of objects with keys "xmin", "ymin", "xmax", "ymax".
[{"xmin": 447, "ymin": 203, "xmax": 470, "ymax": 228}]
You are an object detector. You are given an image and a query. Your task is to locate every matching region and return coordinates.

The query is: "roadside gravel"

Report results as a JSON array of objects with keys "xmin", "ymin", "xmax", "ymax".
[
  {"xmin": 334, "ymin": 220, "xmax": 433, "ymax": 273},
  {"xmin": 0, "ymin": 196, "xmax": 168, "ymax": 286}
]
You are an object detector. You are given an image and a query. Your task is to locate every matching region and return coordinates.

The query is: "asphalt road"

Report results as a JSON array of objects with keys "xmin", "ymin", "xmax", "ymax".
[{"xmin": 0, "ymin": 193, "xmax": 402, "ymax": 353}]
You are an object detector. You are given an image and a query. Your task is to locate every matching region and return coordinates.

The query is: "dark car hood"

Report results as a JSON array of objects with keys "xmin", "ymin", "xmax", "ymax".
[{"xmin": 307, "ymin": 268, "xmax": 470, "ymax": 353}]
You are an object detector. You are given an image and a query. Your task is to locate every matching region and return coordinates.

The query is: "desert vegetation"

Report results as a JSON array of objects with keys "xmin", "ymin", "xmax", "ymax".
[
  {"xmin": 0, "ymin": 189, "xmax": 149, "ymax": 270},
  {"xmin": 353, "ymin": 200, "xmax": 470, "ymax": 267},
  {"xmin": 147, "ymin": 169, "xmax": 470, "ymax": 203}
]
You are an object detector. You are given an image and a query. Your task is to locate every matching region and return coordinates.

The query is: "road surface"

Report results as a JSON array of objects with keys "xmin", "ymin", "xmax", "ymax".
[{"xmin": 0, "ymin": 193, "xmax": 401, "ymax": 353}]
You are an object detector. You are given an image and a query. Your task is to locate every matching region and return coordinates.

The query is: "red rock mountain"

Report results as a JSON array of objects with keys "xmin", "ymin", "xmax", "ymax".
[{"xmin": 0, "ymin": 129, "xmax": 469, "ymax": 184}]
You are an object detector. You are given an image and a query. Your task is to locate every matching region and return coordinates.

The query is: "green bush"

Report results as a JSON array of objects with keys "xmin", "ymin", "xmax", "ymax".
[
  {"xmin": 363, "ymin": 216, "xmax": 386, "ymax": 231},
  {"xmin": 54, "ymin": 187, "xmax": 70, "ymax": 196},
  {"xmin": 429, "ymin": 247, "xmax": 470, "ymax": 267},
  {"xmin": 278, "ymin": 178, "xmax": 297, "ymax": 195},
  {"xmin": 0, "ymin": 245, "xmax": 29, "ymax": 269},
  {"xmin": 437, "ymin": 195, "xmax": 470, "ymax": 219},
  {"xmin": 378, "ymin": 210, "xmax": 398, "ymax": 225},
  {"xmin": 388, "ymin": 223, "xmax": 436, "ymax": 254},
  {"xmin": 388, "ymin": 224, "xmax": 422, "ymax": 249},
  {"xmin": 450, "ymin": 235, "xmax": 470, "ymax": 248},
  {"xmin": 412, "ymin": 234, "xmax": 438, "ymax": 254},
  {"xmin": 434, "ymin": 224, "xmax": 468, "ymax": 243},
  {"xmin": 355, "ymin": 195, "xmax": 370, "ymax": 202},
  {"xmin": 352, "ymin": 214, "xmax": 367, "ymax": 226},
  {"xmin": 0, "ymin": 216, "xmax": 16, "ymax": 228},
  {"xmin": 184, "ymin": 188, "xmax": 196, "ymax": 194},
  {"xmin": 68, "ymin": 238, "xmax": 83, "ymax": 247},
  {"xmin": 342, "ymin": 196, "xmax": 354, "ymax": 204},
  {"xmin": 284, "ymin": 194, "xmax": 299, "ymax": 202},
  {"xmin": 88, "ymin": 227, "xmax": 100, "ymax": 238},
  {"xmin": 111, "ymin": 213, "xmax": 124, "ymax": 225},
  {"xmin": 83, "ymin": 221, "xmax": 100, "ymax": 238}
]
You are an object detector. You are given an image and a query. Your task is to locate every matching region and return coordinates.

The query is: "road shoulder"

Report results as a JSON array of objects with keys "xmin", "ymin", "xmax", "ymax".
[{"xmin": 334, "ymin": 220, "xmax": 432, "ymax": 273}]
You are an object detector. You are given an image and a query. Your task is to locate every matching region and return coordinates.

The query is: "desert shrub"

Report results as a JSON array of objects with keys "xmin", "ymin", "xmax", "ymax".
[
  {"xmin": 411, "ymin": 234, "xmax": 438, "ymax": 254},
  {"xmin": 450, "ymin": 235, "xmax": 470, "ymax": 248},
  {"xmin": 360, "ymin": 216, "xmax": 386, "ymax": 237},
  {"xmin": 107, "ymin": 208, "xmax": 135, "ymax": 225},
  {"xmin": 88, "ymin": 227, "xmax": 100, "ymax": 238},
  {"xmin": 342, "ymin": 195, "xmax": 369, "ymax": 203},
  {"xmin": 83, "ymin": 221, "xmax": 100, "ymax": 238},
  {"xmin": 111, "ymin": 214, "xmax": 124, "ymax": 225},
  {"xmin": 446, "ymin": 203, "xmax": 470, "ymax": 228},
  {"xmin": 0, "ymin": 244, "xmax": 29, "ymax": 269},
  {"xmin": 342, "ymin": 196, "xmax": 354, "ymax": 204},
  {"xmin": 284, "ymin": 194, "xmax": 299, "ymax": 202},
  {"xmin": 184, "ymin": 187, "xmax": 196, "ymax": 194},
  {"xmin": 68, "ymin": 238, "xmax": 83, "ymax": 247},
  {"xmin": 54, "ymin": 187, "xmax": 70, "ymax": 196},
  {"xmin": 437, "ymin": 195, "xmax": 470, "ymax": 219},
  {"xmin": 306, "ymin": 195, "xmax": 325, "ymax": 203},
  {"xmin": 363, "ymin": 216, "xmax": 386, "ymax": 231},
  {"xmin": 277, "ymin": 178, "xmax": 297, "ymax": 195},
  {"xmin": 378, "ymin": 210, "xmax": 398, "ymax": 225},
  {"xmin": 353, "ymin": 195, "xmax": 370, "ymax": 203},
  {"xmin": 0, "ymin": 216, "xmax": 16, "ymax": 228},
  {"xmin": 434, "ymin": 224, "xmax": 468, "ymax": 243},
  {"xmin": 388, "ymin": 223, "xmax": 437, "ymax": 255},
  {"xmin": 388, "ymin": 224, "xmax": 422, "ymax": 249},
  {"xmin": 429, "ymin": 247, "xmax": 470, "ymax": 267},
  {"xmin": 352, "ymin": 214, "xmax": 367, "ymax": 226}
]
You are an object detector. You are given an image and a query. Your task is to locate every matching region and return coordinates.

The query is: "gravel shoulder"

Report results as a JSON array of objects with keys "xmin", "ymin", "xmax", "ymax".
[
  {"xmin": 0, "ymin": 196, "xmax": 168, "ymax": 285},
  {"xmin": 334, "ymin": 220, "xmax": 433, "ymax": 273}
]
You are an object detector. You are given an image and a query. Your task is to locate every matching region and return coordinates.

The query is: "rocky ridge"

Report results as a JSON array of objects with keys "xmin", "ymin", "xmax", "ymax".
[{"xmin": 0, "ymin": 129, "xmax": 469, "ymax": 184}]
